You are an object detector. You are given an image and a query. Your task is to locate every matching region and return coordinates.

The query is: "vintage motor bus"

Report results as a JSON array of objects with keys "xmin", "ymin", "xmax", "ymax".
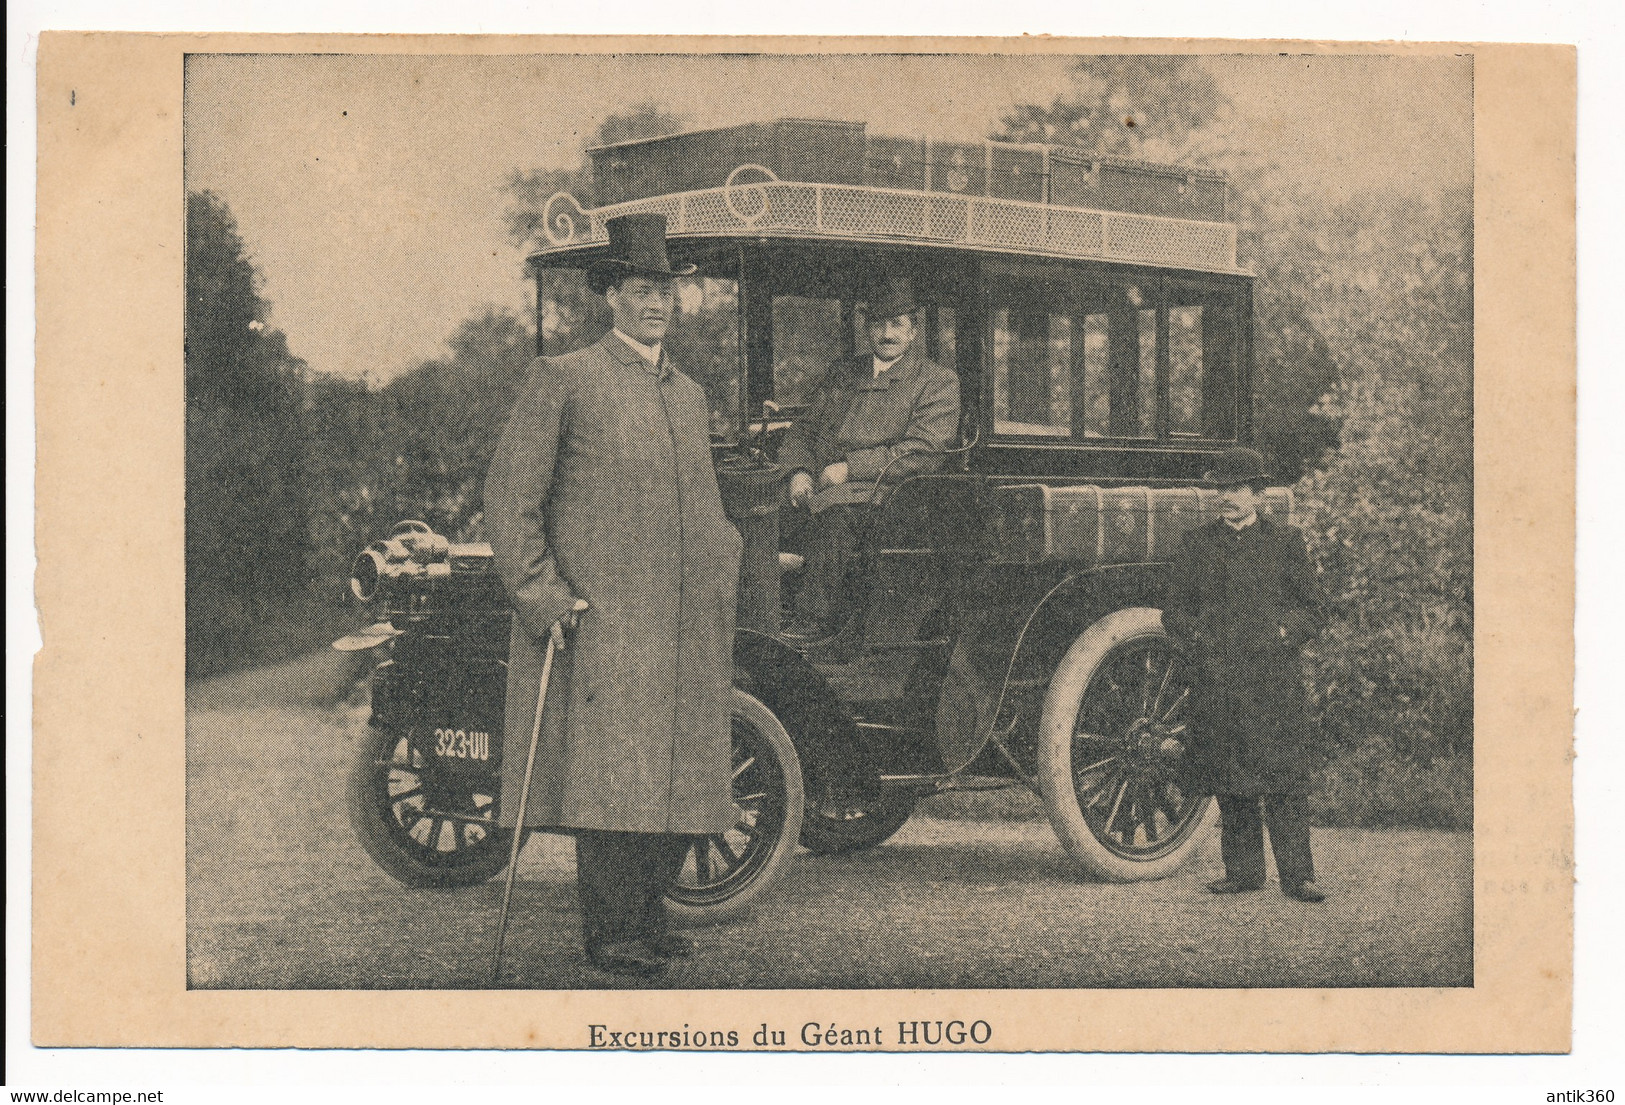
[{"xmin": 341, "ymin": 119, "xmax": 1290, "ymax": 923}]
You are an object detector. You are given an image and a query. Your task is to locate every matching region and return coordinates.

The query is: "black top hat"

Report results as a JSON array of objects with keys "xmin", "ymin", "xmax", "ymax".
[
  {"xmin": 586, "ymin": 213, "xmax": 697, "ymax": 294},
  {"xmin": 1202, "ymin": 446, "xmax": 1272, "ymax": 487},
  {"xmin": 866, "ymin": 274, "xmax": 920, "ymax": 320}
]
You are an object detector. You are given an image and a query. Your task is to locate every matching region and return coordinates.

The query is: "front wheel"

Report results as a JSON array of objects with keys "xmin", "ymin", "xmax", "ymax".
[
  {"xmin": 665, "ymin": 689, "xmax": 804, "ymax": 927},
  {"xmin": 1037, "ymin": 607, "xmax": 1218, "ymax": 882},
  {"xmin": 346, "ymin": 724, "xmax": 514, "ymax": 888}
]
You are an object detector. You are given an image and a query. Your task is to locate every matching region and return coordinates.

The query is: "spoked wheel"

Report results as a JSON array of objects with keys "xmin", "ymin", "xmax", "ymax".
[
  {"xmin": 665, "ymin": 688, "xmax": 804, "ymax": 927},
  {"xmin": 1037, "ymin": 607, "xmax": 1218, "ymax": 881},
  {"xmin": 346, "ymin": 725, "xmax": 514, "ymax": 888}
]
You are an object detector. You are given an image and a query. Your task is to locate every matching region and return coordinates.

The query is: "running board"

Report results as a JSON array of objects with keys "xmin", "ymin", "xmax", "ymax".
[
  {"xmin": 862, "ymin": 639, "xmax": 951, "ymax": 652},
  {"xmin": 877, "ymin": 773, "xmax": 1021, "ymax": 794}
]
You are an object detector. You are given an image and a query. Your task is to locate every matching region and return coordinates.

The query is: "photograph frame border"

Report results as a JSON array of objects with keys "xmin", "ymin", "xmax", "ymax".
[{"xmin": 31, "ymin": 32, "xmax": 1574, "ymax": 1053}]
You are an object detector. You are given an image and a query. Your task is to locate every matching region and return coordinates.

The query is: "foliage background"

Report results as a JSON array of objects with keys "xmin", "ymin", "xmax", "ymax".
[{"xmin": 185, "ymin": 62, "xmax": 1472, "ymax": 828}]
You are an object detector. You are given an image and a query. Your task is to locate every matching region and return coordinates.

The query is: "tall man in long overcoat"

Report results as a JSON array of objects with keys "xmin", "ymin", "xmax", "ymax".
[
  {"xmin": 777, "ymin": 274, "xmax": 961, "ymax": 644},
  {"xmin": 1161, "ymin": 446, "xmax": 1329, "ymax": 902},
  {"xmin": 484, "ymin": 213, "xmax": 743, "ymax": 976}
]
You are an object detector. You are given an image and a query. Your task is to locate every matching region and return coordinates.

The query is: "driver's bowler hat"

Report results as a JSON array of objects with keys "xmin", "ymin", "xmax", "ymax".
[
  {"xmin": 866, "ymin": 274, "xmax": 920, "ymax": 321},
  {"xmin": 1202, "ymin": 446, "xmax": 1272, "ymax": 488}
]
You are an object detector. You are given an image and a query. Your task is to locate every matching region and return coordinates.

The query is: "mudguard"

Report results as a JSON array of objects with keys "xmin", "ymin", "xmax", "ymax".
[
  {"xmin": 733, "ymin": 629, "xmax": 865, "ymax": 795},
  {"xmin": 368, "ymin": 655, "xmax": 507, "ymax": 782},
  {"xmin": 935, "ymin": 563, "xmax": 1168, "ymax": 770}
]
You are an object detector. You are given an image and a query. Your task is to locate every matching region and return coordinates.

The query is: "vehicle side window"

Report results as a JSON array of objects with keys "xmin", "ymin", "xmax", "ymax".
[
  {"xmin": 932, "ymin": 305, "xmax": 957, "ymax": 370},
  {"xmin": 667, "ymin": 277, "xmax": 741, "ymax": 437},
  {"xmin": 986, "ymin": 269, "xmax": 1241, "ymax": 444},
  {"xmin": 990, "ymin": 280, "xmax": 1073, "ymax": 439},
  {"xmin": 758, "ymin": 250, "xmax": 967, "ymax": 427},
  {"xmin": 1077, "ymin": 284, "xmax": 1158, "ymax": 439},
  {"xmin": 1168, "ymin": 304, "xmax": 1204, "ymax": 435},
  {"xmin": 772, "ymin": 295, "xmax": 845, "ymax": 410},
  {"xmin": 993, "ymin": 278, "xmax": 1156, "ymax": 441},
  {"xmin": 1166, "ymin": 283, "xmax": 1240, "ymax": 440}
]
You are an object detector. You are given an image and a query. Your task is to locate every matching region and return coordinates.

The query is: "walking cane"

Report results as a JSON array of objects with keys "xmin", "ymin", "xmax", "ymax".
[{"xmin": 490, "ymin": 612, "xmax": 568, "ymax": 985}]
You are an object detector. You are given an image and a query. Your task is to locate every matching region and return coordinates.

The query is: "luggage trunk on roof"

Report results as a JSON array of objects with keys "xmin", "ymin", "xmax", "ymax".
[
  {"xmin": 586, "ymin": 118, "xmax": 1230, "ymax": 222},
  {"xmin": 590, "ymin": 119, "xmax": 867, "ymax": 206},
  {"xmin": 1048, "ymin": 149, "xmax": 1229, "ymax": 221}
]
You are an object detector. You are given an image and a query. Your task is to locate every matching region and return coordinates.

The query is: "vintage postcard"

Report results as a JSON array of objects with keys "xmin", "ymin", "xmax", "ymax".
[{"xmin": 32, "ymin": 35, "xmax": 1573, "ymax": 1052}]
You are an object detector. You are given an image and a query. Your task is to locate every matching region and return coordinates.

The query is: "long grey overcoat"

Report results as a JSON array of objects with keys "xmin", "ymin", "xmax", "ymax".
[
  {"xmin": 483, "ymin": 331, "xmax": 742, "ymax": 834},
  {"xmin": 1161, "ymin": 518, "xmax": 1327, "ymax": 796}
]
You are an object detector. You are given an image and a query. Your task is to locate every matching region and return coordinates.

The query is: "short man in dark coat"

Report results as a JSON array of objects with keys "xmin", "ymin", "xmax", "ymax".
[
  {"xmin": 1161, "ymin": 446, "xmax": 1329, "ymax": 902},
  {"xmin": 484, "ymin": 213, "xmax": 743, "ymax": 976},
  {"xmin": 776, "ymin": 274, "xmax": 961, "ymax": 643}
]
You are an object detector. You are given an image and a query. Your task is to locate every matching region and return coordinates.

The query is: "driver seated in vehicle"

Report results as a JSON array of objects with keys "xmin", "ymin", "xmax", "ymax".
[{"xmin": 777, "ymin": 274, "xmax": 961, "ymax": 646}]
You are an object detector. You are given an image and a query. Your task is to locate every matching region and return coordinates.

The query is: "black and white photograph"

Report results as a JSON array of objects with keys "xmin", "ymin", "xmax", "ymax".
[{"xmin": 176, "ymin": 49, "xmax": 1480, "ymax": 1000}]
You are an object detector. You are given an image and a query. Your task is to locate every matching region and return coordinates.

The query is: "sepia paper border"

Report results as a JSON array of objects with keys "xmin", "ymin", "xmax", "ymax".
[{"xmin": 32, "ymin": 34, "xmax": 1574, "ymax": 1052}]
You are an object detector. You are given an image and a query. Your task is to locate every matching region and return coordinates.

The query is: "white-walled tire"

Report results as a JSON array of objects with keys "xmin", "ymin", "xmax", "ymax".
[{"xmin": 1037, "ymin": 607, "xmax": 1218, "ymax": 881}]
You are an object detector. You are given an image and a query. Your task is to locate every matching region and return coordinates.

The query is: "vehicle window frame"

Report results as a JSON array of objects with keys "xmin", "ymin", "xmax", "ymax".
[
  {"xmin": 529, "ymin": 245, "xmax": 1248, "ymax": 453},
  {"xmin": 979, "ymin": 259, "xmax": 1248, "ymax": 452},
  {"xmin": 742, "ymin": 244, "xmax": 975, "ymax": 429}
]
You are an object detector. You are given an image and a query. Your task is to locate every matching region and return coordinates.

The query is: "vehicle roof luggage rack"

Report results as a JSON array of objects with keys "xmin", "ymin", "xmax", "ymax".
[{"xmin": 588, "ymin": 118, "xmax": 1228, "ymax": 221}]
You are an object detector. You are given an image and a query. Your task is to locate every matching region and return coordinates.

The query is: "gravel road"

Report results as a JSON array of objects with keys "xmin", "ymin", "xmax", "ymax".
[{"xmin": 186, "ymin": 651, "xmax": 1472, "ymax": 990}]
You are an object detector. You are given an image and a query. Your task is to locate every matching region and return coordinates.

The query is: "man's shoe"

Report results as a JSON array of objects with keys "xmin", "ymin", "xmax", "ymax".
[
  {"xmin": 643, "ymin": 933, "xmax": 694, "ymax": 959},
  {"xmin": 1283, "ymin": 881, "xmax": 1326, "ymax": 902},
  {"xmin": 586, "ymin": 940, "xmax": 667, "ymax": 977},
  {"xmin": 1206, "ymin": 878, "xmax": 1265, "ymax": 894}
]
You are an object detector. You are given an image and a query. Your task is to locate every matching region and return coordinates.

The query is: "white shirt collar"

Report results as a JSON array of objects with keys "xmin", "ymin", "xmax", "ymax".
[
  {"xmin": 1223, "ymin": 512, "xmax": 1259, "ymax": 532},
  {"xmin": 613, "ymin": 329, "xmax": 662, "ymax": 366},
  {"xmin": 872, "ymin": 353, "xmax": 903, "ymax": 379}
]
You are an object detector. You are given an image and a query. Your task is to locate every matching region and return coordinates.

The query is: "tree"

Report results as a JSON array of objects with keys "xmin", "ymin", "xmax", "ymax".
[
  {"xmin": 993, "ymin": 59, "xmax": 1342, "ymax": 480},
  {"xmin": 995, "ymin": 56, "xmax": 1231, "ymax": 164},
  {"xmin": 300, "ymin": 369, "xmax": 388, "ymax": 594},
  {"xmin": 1253, "ymin": 281, "xmax": 1342, "ymax": 481},
  {"xmin": 301, "ymin": 307, "xmax": 540, "ymax": 589},
  {"xmin": 504, "ymin": 103, "xmax": 688, "ymax": 250},
  {"xmin": 1294, "ymin": 189, "xmax": 1474, "ymax": 766},
  {"xmin": 185, "ymin": 190, "xmax": 311, "ymax": 675},
  {"xmin": 377, "ymin": 308, "xmax": 537, "ymax": 540}
]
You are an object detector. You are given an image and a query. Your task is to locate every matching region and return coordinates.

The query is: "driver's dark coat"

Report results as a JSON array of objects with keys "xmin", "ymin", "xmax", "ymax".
[
  {"xmin": 776, "ymin": 345, "xmax": 960, "ymax": 511},
  {"xmin": 483, "ymin": 332, "xmax": 741, "ymax": 834},
  {"xmin": 1160, "ymin": 517, "xmax": 1326, "ymax": 796}
]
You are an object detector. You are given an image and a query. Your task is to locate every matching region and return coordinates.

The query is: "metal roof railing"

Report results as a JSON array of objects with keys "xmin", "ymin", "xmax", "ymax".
[{"xmin": 532, "ymin": 165, "xmax": 1243, "ymax": 275}]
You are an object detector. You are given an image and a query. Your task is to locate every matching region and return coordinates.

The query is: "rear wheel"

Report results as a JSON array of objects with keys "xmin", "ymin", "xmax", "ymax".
[
  {"xmin": 1037, "ymin": 607, "xmax": 1217, "ymax": 881},
  {"xmin": 346, "ymin": 724, "xmax": 513, "ymax": 888},
  {"xmin": 665, "ymin": 689, "xmax": 804, "ymax": 926}
]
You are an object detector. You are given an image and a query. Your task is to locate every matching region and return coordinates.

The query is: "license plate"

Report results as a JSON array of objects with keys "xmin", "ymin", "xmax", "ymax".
[{"xmin": 430, "ymin": 726, "xmax": 495, "ymax": 763}]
